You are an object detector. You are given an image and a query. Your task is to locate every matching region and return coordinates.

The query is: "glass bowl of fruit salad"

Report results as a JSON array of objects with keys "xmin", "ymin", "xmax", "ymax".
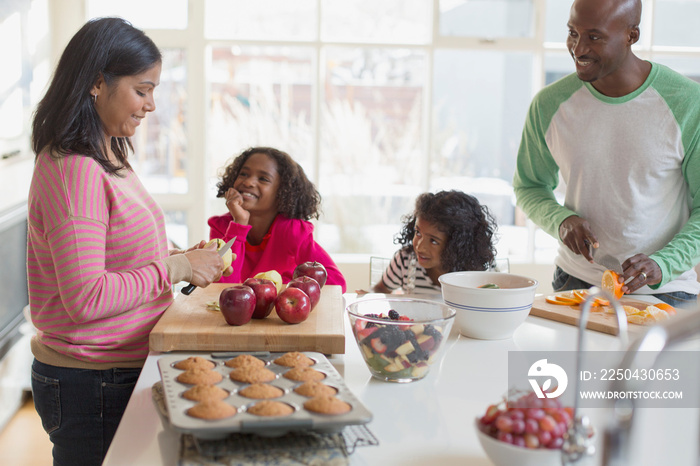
[
  {"xmin": 475, "ymin": 390, "xmax": 594, "ymax": 466},
  {"xmin": 347, "ymin": 297, "xmax": 456, "ymax": 383}
]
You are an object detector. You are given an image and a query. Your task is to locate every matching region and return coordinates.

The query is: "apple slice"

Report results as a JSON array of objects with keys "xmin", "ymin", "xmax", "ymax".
[
  {"xmin": 417, "ymin": 334, "xmax": 435, "ymax": 352},
  {"xmin": 395, "ymin": 341, "xmax": 415, "ymax": 356}
]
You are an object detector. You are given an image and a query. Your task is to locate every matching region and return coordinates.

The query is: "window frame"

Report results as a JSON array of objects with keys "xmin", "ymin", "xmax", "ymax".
[{"xmin": 45, "ymin": 0, "xmax": 700, "ymax": 261}]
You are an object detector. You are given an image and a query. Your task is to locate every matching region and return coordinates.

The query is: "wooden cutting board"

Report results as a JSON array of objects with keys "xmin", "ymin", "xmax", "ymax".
[
  {"xmin": 149, "ymin": 284, "xmax": 345, "ymax": 354},
  {"xmin": 529, "ymin": 294, "xmax": 661, "ymax": 336}
]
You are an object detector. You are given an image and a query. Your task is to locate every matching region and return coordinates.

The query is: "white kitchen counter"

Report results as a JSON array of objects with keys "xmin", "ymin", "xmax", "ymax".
[{"xmin": 103, "ymin": 294, "xmax": 699, "ymax": 466}]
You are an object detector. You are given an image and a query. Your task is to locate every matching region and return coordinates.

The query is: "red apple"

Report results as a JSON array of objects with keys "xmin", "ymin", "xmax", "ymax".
[
  {"xmin": 292, "ymin": 261, "xmax": 328, "ymax": 288},
  {"xmin": 275, "ymin": 287, "xmax": 311, "ymax": 324},
  {"xmin": 286, "ymin": 276, "xmax": 321, "ymax": 310},
  {"xmin": 219, "ymin": 285, "xmax": 256, "ymax": 326},
  {"xmin": 243, "ymin": 278, "xmax": 278, "ymax": 319}
]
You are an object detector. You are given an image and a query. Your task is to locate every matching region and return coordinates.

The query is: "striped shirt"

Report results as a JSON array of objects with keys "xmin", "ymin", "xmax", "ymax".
[
  {"xmin": 27, "ymin": 152, "xmax": 174, "ymax": 368},
  {"xmin": 381, "ymin": 248, "xmax": 441, "ymax": 295}
]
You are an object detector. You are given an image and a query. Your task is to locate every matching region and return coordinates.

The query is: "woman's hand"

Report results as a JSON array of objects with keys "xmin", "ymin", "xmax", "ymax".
[
  {"xmin": 183, "ymin": 242, "xmax": 232, "ymax": 287},
  {"xmin": 184, "ymin": 239, "xmax": 206, "ymax": 252},
  {"xmin": 224, "ymin": 187, "xmax": 250, "ymax": 225}
]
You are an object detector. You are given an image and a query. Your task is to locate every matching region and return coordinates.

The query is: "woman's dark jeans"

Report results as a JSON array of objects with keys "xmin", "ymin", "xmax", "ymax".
[
  {"xmin": 552, "ymin": 266, "xmax": 697, "ymax": 308},
  {"xmin": 31, "ymin": 359, "xmax": 141, "ymax": 466}
]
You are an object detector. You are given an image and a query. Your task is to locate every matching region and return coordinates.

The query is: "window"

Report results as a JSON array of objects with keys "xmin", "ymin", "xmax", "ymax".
[
  {"xmin": 68, "ymin": 1, "xmax": 700, "ymax": 263},
  {"xmin": 0, "ymin": 0, "xmax": 50, "ymax": 166}
]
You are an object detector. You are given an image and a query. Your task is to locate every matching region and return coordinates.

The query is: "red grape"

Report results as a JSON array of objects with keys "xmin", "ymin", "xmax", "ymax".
[
  {"xmin": 524, "ymin": 433, "xmax": 540, "ymax": 449},
  {"xmin": 495, "ymin": 415, "xmax": 514, "ymax": 433},
  {"xmin": 524, "ymin": 418, "xmax": 539, "ymax": 435},
  {"xmin": 497, "ymin": 431, "xmax": 514, "ymax": 444},
  {"xmin": 539, "ymin": 415, "xmax": 557, "ymax": 432}
]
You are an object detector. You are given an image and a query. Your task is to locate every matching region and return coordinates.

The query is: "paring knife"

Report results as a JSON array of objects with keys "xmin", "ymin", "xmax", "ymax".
[{"xmin": 180, "ymin": 236, "xmax": 236, "ymax": 296}]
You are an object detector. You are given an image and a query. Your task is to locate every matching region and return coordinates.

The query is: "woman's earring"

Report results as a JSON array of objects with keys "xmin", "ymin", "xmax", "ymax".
[{"xmin": 92, "ymin": 94, "xmax": 97, "ymax": 104}]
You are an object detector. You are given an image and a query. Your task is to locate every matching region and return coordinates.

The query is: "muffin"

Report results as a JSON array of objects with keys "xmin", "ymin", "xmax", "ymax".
[
  {"xmin": 246, "ymin": 400, "xmax": 294, "ymax": 417},
  {"xmin": 238, "ymin": 383, "xmax": 284, "ymax": 399},
  {"xmin": 303, "ymin": 395, "xmax": 351, "ymax": 415},
  {"xmin": 229, "ymin": 366, "xmax": 276, "ymax": 384},
  {"xmin": 293, "ymin": 381, "xmax": 337, "ymax": 398},
  {"xmin": 224, "ymin": 354, "xmax": 266, "ymax": 369},
  {"xmin": 182, "ymin": 385, "xmax": 229, "ymax": 402},
  {"xmin": 283, "ymin": 367, "xmax": 326, "ymax": 382},
  {"xmin": 186, "ymin": 400, "xmax": 237, "ymax": 420},
  {"xmin": 173, "ymin": 356, "xmax": 216, "ymax": 371},
  {"xmin": 176, "ymin": 367, "xmax": 223, "ymax": 385},
  {"xmin": 274, "ymin": 351, "xmax": 315, "ymax": 368}
]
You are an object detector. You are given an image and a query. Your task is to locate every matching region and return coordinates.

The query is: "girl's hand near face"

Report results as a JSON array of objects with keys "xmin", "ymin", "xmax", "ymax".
[{"xmin": 224, "ymin": 187, "xmax": 251, "ymax": 225}]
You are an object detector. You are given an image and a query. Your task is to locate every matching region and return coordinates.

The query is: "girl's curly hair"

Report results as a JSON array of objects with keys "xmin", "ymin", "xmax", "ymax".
[
  {"xmin": 395, "ymin": 190, "xmax": 497, "ymax": 272},
  {"xmin": 215, "ymin": 147, "xmax": 321, "ymax": 220}
]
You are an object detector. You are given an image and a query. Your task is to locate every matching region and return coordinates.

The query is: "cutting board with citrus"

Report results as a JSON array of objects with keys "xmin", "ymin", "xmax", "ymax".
[
  {"xmin": 149, "ymin": 284, "xmax": 345, "ymax": 354},
  {"xmin": 530, "ymin": 288, "xmax": 680, "ymax": 336}
]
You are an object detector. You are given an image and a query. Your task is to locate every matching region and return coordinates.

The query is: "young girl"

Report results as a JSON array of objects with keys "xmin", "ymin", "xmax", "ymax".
[
  {"xmin": 373, "ymin": 190, "xmax": 497, "ymax": 295},
  {"xmin": 208, "ymin": 147, "xmax": 347, "ymax": 292}
]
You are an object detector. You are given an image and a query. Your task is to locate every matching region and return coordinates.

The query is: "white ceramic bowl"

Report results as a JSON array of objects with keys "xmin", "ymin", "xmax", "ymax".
[
  {"xmin": 474, "ymin": 418, "xmax": 563, "ymax": 466},
  {"xmin": 439, "ymin": 271, "xmax": 538, "ymax": 340}
]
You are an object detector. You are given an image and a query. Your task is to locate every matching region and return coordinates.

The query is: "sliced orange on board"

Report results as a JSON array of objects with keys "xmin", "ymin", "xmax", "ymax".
[
  {"xmin": 545, "ymin": 295, "xmax": 580, "ymax": 305},
  {"xmin": 601, "ymin": 270, "xmax": 625, "ymax": 299},
  {"xmin": 545, "ymin": 289, "xmax": 609, "ymax": 307},
  {"xmin": 653, "ymin": 302, "xmax": 677, "ymax": 316}
]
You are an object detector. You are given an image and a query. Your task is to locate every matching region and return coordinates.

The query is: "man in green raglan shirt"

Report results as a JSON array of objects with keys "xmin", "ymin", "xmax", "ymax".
[{"xmin": 513, "ymin": 0, "xmax": 700, "ymax": 307}]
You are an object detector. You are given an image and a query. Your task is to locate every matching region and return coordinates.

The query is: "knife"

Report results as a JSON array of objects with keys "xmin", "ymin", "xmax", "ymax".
[
  {"xmin": 592, "ymin": 249, "xmax": 634, "ymax": 285},
  {"xmin": 180, "ymin": 236, "xmax": 236, "ymax": 296}
]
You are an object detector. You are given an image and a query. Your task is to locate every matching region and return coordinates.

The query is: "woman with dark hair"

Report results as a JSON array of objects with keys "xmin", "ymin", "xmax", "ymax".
[
  {"xmin": 373, "ymin": 190, "xmax": 498, "ymax": 295},
  {"xmin": 208, "ymin": 146, "xmax": 347, "ymax": 291},
  {"xmin": 28, "ymin": 18, "xmax": 230, "ymax": 466}
]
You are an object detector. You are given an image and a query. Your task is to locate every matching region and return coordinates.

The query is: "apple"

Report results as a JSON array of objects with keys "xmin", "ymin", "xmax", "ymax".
[
  {"xmin": 292, "ymin": 261, "xmax": 328, "ymax": 288},
  {"xmin": 286, "ymin": 276, "xmax": 321, "ymax": 310},
  {"xmin": 205, "ymin": 238, "xmax": 233, "ymax": 270},
  {"xmin": 243, "ymin": 278, "xmax": 277, "ymax": 319},
  {"xmin": 275, "ymin": 287, "xmax": 311, "ymax": 324},
  {"xmin": 219, "ymin": 285, "xmax": 256, "ymax": 326}
]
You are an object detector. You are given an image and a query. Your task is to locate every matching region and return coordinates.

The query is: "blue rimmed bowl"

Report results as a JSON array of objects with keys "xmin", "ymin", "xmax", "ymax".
[{"xmin": 439, "ymin": 271, "xmax": 538, "ymax": 340}]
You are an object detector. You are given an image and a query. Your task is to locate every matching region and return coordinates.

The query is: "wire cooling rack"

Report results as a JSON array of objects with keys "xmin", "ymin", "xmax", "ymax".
[{"xmin": 187, "ymin": 423, "xmax": 378, "ymax": 457}]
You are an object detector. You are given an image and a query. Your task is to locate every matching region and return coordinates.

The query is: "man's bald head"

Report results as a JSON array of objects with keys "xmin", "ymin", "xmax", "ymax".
[{"xmin": 572, "ymin": 0, "xmax": 641, "ymax": 28}]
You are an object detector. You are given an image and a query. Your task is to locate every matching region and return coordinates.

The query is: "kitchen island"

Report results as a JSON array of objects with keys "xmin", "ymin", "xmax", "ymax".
[{"xmin": 103, "ymin": 293, "xmax": 699, "ymax": 466}]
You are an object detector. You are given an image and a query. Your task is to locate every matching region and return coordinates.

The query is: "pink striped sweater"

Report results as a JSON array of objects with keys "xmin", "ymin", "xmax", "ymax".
[{"xmin": 27, "ymin": 152, "xmax": 180, "ymax": 368}]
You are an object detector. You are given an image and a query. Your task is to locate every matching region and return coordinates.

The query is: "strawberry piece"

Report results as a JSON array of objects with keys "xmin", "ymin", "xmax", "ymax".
[
  {"xmin": 370, "ymin": 337, "xmax": 387, "ymax": 354},
  {"xmin": 357, "ymin": 326, "xmax": 378, "ymax": 341}
]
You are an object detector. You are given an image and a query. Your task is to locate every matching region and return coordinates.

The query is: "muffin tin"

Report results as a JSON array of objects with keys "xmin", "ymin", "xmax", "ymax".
[{"xmin": 158, "ymin": 351, "xmax": 373, "ymax": 439}]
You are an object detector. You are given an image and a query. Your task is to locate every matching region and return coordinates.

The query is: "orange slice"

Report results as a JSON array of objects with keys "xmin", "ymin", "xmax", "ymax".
[
  {"xmin": 622, "ymin": 305, "xmax": 644, "ymax": 316},
  {"xmin": 627, "ymin": 314, "xmax": 654, "ymax": 326},
  {"xmin": 602, "ymin": 270, "xmax": 624, "ymax": 300},
  {"xmin": 572, "ymin": 290, "xmax": 587, "ymax": 303},
  {"xmin": 653, "ymin": 302, "xmax": 677, "ymax": 316},
  {"xmin": 545, "ymin": 295, "xmax": 580, "ymax": 305},
  {"xmin": 645, "ymin": 305, "xmax": 670, "ymax": 322},
  {"xmin": 594, "ymin": 297, "xmax": 610, "ymax": 306}
]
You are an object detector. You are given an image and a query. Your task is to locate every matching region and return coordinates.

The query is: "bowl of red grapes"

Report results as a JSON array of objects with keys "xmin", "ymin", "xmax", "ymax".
[{"xmin": 475, "ymin": 390, "xmax": 594, "ymax": 466}]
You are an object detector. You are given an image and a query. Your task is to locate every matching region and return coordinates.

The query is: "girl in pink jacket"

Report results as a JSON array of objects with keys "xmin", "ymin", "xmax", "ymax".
[{"xmin": 208, "ymin": 147, "xmax": 347, "ymax": 292}]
